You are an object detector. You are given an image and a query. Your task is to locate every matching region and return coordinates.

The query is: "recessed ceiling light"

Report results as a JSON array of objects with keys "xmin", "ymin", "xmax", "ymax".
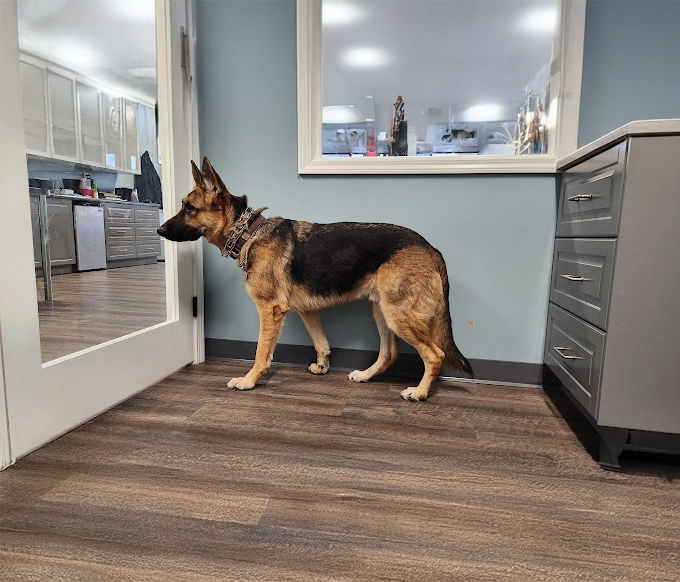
[
  {"xmin": 49, "ymin": 40, "xmax": 100, "ymax": 70},
  {"xmin": 322, "ymin": 105, "xmax": 363, "ymax": 124},
  {"xmin": 323, "ymin": 2, "xmax": 362, "ymax": 26},
  {"xmin": 108, "ymin": 0, "xmax": 155, "ymax": 23},
  {"xmin": 342, "ymin": 47, "xmax": 388, "ymax": 68},
  {"xmin": 461, "ymin": 104, "xmax": 505, "ymax": 123},
  {"xmin": 522, "ymin": 7, "xmax": 558, "ymax": 33}
]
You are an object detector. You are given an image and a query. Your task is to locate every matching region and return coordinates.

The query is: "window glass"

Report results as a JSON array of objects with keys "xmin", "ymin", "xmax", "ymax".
[{"xmin": 322, "ymin": 0, "xmax": 559, "ymax": 158}]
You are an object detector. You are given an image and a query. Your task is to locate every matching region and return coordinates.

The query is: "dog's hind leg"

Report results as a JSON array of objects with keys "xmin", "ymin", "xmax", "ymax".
[
  {"xmin": 381, "ymin": 306, "xmax": 445, "ymax": 401},
  {"xmin": 348, "ymin": 302, "xmax": 398, "ymax": 383},
  {"xmin": 299, "ymin": 310, "xmax": 331, "ymax": 375},
  {"xmin": 228, "ymin": 301, "xmax": 287, "ymax": 390}
]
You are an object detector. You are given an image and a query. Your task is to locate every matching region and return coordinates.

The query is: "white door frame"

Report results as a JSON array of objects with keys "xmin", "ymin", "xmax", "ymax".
[
  {"xmin": 186, "ymin": 0, "xmax": 205, "ymax": 365},
  {"xmin": 0, "ymin": 0, "xmax": 203, "ymax": 468},
  {"xmin": 0, "ymin": 335, "xmax": 10, "ymax": 469}
]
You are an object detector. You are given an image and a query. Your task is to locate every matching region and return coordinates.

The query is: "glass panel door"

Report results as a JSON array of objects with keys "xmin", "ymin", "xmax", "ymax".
[
  {"xmin": 17, "ymin": 0, "xmax": 168, "ymax": 363},
  {"xmin": 0, "ymin": 0, "xmax": 197, "ymax": 464}
]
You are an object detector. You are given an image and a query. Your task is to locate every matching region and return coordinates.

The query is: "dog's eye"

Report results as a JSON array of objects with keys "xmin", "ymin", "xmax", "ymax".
[{"xmin": 184, "ymin": 203, "xmax": 195, "ymax": 212}]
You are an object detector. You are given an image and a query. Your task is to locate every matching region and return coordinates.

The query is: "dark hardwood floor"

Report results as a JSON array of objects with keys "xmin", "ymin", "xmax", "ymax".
[
  {"xmin": 35, "ymin": 263, "xmax": 167, "ymax": 362},
  {"xmin": 1, "ymin": 361, "xmax": 679, "ymax": 581}
]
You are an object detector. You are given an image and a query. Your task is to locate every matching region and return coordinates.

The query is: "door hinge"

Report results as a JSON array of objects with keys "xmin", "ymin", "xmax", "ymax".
[
  {"xmin": 192, "ymin": 296, "xmax": 198, "ymax": 318},
  {"xmin": 181, "ymin": 26, "xmax": 192, "ymax": 82}
]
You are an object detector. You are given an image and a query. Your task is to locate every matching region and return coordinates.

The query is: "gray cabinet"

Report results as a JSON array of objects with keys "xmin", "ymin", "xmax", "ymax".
[
  {"xmin": 21, "ymin": 54, "xmax": 149, "ymax": 174},
  {"xmin": 77, "ymin": 82, "xmax": 104, "ymax": 166},
  {"xmin": 103, "ymin": 202, "xmax": 161, "ymax": 267},
  {"xmin": 137, "ymin": 104, "xmax": 159, "ymax": 171},
  {"xmin": 123, "ymin": 100, "xmax": 139, "ymax": 173},
  {"xmin": 47, "ymin": 71, "xmax": 78, "ymax": 161},
  {"xmin": 29, "ymin": 197, "xmax": 76, "ymax": 271},
  {"xmin": 546, "ymin": 128, "xmax": 680, "ymax": 469},
  {"xmin": 103, "ymin": 93, "xmax": 124, "ymax": 171},
  {"xmin": 20, "ymin": 61, "xmax": 50, "ymax": 156}
]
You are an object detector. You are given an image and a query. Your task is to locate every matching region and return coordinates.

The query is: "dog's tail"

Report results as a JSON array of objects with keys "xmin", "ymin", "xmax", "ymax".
[{"xmin": 434, "ymin": 251, "xmax": 473, "ymax": 378}]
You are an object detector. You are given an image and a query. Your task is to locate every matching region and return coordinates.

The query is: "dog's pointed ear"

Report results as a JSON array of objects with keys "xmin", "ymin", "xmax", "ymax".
[
  {"xmin": 191, "ymin": 160, "xmax": 202, "ymax": 186},
  {"xmin": 201, "ymin": 157, "xmax": 228, "ymax": 195}
]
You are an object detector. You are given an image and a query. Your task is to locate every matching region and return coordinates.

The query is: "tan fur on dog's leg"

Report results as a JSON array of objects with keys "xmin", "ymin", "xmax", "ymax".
[
  {"xmin": 299, "ymin": 311, "xmax": 331, "ymax": 375},
  {"xmin": 348, "ymin": 302, "xmax": 398, "ymax": 382},
  {"xmin": 374, "ymin": 253, "xmax": 447, "ymax": 400},
  {"xmin": 228, "ymin": 302, "xmax": 287, "ymax": 390}
]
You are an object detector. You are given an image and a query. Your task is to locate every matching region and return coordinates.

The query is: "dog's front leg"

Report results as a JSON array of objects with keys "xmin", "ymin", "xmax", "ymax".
[
  {"xmin": 228, "ymin": 302, "xmax": 288, "ymax": 390},
  {"xmin": 299, "ymin": 310, "xmax": 331, "ymax": 375}
]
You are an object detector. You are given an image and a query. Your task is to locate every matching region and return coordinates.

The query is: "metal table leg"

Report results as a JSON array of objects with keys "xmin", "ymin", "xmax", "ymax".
[{"xmin": 38, "ymin": 190, "xmax": 53, "ymax": 302}]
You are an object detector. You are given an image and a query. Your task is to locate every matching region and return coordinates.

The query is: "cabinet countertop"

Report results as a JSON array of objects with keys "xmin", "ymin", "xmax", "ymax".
[
  {"xmin": 28, "ymin": 192, "xmax": 160, "ymax": 208},
  {"xmin": 558, "ymin": 119, "xmax": 680, "ymax": 171}
]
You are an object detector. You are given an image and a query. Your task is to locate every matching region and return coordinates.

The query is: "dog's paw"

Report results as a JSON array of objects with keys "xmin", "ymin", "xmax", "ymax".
[
  {"xmin": 308, "ymin": 363, "xmax": 329, "ymax": 375},
  {"xmin": 401, "ymin": 387, "xmax": 427, "ymax": 401},
  {"xmin": 227, "ymin": 376, "xmax": 255, "ymax": 391},
  {"xmin": 348, "ymin": 369, "xmax": 371, "ymax": 383}
]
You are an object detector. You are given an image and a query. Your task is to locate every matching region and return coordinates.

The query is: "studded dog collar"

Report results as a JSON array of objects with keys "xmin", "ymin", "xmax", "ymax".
[{"xmin": 220, "ymin": 207, "xmax": 267, "ymax": 262}]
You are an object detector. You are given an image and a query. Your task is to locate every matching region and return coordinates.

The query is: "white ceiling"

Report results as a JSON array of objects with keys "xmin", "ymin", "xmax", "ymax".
[
  {"xmin": 322, "ymin": 0, "xmax": 559, "ymax": 124},
  {"xmin": 17, "ymin": 0, "xmax": 157, "ymax": 102}
]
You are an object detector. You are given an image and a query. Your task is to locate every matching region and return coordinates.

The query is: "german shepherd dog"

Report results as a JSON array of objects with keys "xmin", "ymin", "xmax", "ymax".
[{"xmin": 158, "ymin": 158, "xmax": 472, "ymax": 401}]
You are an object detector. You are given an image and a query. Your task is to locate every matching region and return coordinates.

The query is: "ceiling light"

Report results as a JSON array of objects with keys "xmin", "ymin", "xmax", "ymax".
[
  {"xmin": 48, "ymin": 40, "xmax": 100, "ymax": 70},
  {"xmin": 323, "ymin": 2, "xmax": 362, "ymax": 26},
  {"xmin": 322, "ymin": 105, "xmax": 362, "ymax": 124},
  {"xmin": 108, "ymin": 0, "xmax": 155, "ymax": 23},
  {"xmin": 522, "ymin": 7, "xmax": 558, "ymax": 33},
  {"xmin": 342, "ymin": 47, "xmax": 388, "ymax": 68},
  {"xmin": 461, "ymin": 104, "xmax": 505, "ymax": 123}
]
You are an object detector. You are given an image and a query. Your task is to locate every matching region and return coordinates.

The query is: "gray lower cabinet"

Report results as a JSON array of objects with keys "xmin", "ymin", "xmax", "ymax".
[
  {"xmin": 546, "ymin": 129, "xmax": 680, "ymax": 469},
  {"xmin": 30, "ymin": 197, "xmax": 76, "ymax": 270},
  {"xmin": 103, "ymin": 202, "xmax": 161, "ymax": 267}
]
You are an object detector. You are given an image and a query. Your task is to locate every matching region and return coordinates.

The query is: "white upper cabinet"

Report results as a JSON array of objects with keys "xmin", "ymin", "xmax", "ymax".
[
  {"xmin": 77, "ymin": 82, "xmax": 104, "ymax": 166},
  {"xmin": 47, "ymin": 71, "xmax": 78, "ymax": 161},
  {"xmin": 103, "ymin": 92, "xmax": 124, "ymax": 171},
  {"xmin": 123, "ymin": 100, "xmax": 139, "ymax": 173},
  {"xmin": 137, "ymin": 104, "xmax": 159, "ymax": 173},
  {"xmin": 20, "ymin": 54, "xmax": 150, "ymax": 175},
  {"xmin": 20, "ymin": 61, "xmax": 50, "ymax": 156}
]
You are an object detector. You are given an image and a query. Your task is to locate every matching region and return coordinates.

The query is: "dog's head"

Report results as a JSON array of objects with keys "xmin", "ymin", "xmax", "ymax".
[{"xmin": 157, "ymin": 157, "xmax": 244, "ymax": 245}]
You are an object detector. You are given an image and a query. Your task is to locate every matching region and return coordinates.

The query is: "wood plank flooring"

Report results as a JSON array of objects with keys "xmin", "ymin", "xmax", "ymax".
[
  {"xmin": 35, "ymin": 263, "xmax": 167, "ymax": 362},
  {"xmin": 1, "ymin": 361, "xmax": 679, "ymax": 581}
]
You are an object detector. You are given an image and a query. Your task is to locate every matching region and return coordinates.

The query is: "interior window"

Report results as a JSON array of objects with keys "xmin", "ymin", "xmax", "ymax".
[{"xmin": 321, "ymin": 0, "xmax": 559, "ymax": 158}]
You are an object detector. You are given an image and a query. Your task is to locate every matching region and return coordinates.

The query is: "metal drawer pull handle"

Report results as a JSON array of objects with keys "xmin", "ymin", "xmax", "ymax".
[
  {"xmin": 567, "ymin": 194, "xmax": 598, "ymax": 202},
  {"xmin": 560, "ymin": 274, "xmax": 591, "ymax": 282},
  {"xmin": 554, "ymin": 347, "xmax": 583, "ymax": 360}
]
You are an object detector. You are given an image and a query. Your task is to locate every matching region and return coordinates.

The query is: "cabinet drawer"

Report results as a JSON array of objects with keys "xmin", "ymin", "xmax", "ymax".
[
  {"xmin": 545, "ymin": 304, "xmax": 606, "ymax": 418},
  {"xmin": 105, "ymin": 224, "xmax": 135, "ymax": 241},
  {"xmin": 550, "ymin": 238, "xmax": 616, "ymax": 330},
  {"xmin": 103, "ymin": 204, "xmax": 134, "ymax": 223},
  {"xmin": 136, "ymin": 241, "xmax": 161, "ymax": 257},
  {"xmin": 134, "ymin": 206, "xmax": 158, "ymax": 222},
  {"xmin": 557, "ymin": 142, "xmax": 626, "ymax": 237},
  {"xmin": 135, "ymin": 224, "xmax": 160, "ymax": 240},
  {"xmin": 106, "ymin": 243, "xmax": 136, "ymax": 261}
]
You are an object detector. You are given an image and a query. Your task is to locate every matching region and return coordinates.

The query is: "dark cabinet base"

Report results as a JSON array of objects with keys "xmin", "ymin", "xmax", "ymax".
[
  {"xmin": 106, "ymin": 256, "xmax": 158, "ymax": 269},
  {"xmin": 597, "ymin": 426, "xmax": 628, "ymax": 471}
]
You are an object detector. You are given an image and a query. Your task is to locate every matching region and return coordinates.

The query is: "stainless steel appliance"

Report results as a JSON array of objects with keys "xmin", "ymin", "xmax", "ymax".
[{"xmin": 73, "ymin": 205, "xmax": 106, "ymax": 271}]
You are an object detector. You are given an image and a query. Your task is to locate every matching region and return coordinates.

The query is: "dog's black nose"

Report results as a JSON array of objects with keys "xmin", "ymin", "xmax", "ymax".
[{"xmin": 157, "ymin": 226, "xmax": 167, "ymax": 237}]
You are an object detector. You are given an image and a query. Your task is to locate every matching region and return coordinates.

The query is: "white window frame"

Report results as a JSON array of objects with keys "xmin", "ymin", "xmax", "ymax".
[{"xmin": 297, "ymin": 0, "xmax": 586, "ymax": 175}]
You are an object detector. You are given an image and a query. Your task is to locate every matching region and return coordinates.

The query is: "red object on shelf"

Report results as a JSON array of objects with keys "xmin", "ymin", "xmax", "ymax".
[
  {"xmin": 79, "ymin": 188, "xmax": 95, "ymax": 198},
  {"xmin": 367, "ymin": 135, "xmax": 377, "ymax": 157}
]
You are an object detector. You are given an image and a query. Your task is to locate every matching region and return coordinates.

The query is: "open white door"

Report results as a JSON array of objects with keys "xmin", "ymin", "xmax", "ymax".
[{"xmin": 0, "ymin": 0, "xmax": 199, "ymax": 467}]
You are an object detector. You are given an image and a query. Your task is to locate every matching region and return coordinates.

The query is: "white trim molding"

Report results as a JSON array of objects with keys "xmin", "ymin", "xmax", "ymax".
[
  {"xmin": 297, "ymin": 0, "xmax": 586, "ymax": 175},
  {"xmin": 0, "ymin": 331, "xmax": 13, "ymax": 470}
]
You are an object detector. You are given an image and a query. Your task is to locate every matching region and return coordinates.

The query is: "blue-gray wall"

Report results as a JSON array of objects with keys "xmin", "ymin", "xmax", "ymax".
[
  {"xmin": 197, "ymin": 0, "xmax": 680, "ymax": 368},
  {"xmin": 578, "ymin": 0, "xmax": 680, "ymax": 146}
]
